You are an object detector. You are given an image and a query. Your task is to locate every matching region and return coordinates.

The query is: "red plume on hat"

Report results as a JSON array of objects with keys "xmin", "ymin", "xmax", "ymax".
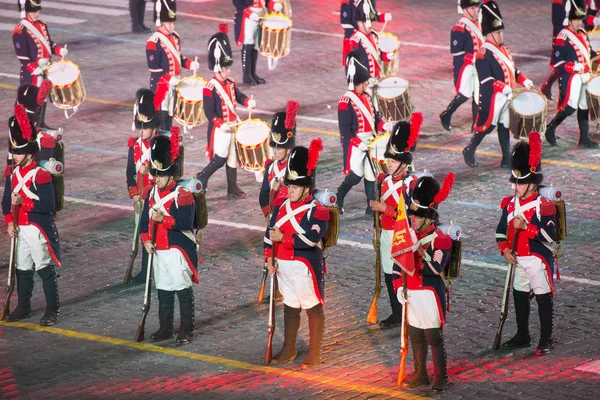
[
  {"xmin": 307, "ymin": 138, "xmax": 323, "ymax": 176},
  {"xmin": 154, "ymin": 73, "xmax": 171, "ymax": 111},
  {"xmin": 284, "ymin": 100, "xmax": 299, "ymax": 130},
  {"xmin": 407, "ymin": 112, "xmax": 422, "ymax": 151},
  {"xmin": 37, "ymin": 79, "xmax": 52, "ymax": 106},
  {"xmin": 219, "ymin": 23, "xmax": 229, "ymax": 34},
  {"xmin": 528, "ymin": 131, "xmax": 542, "ymax": 172},
  {"xmin": 433, "ymin": 172, "xmax": 455, "ymax": 206},
  {"xmin": 170, "ymin": 126, "xmax": 181, "ymax": 160},
  {"xmin": 14, "ymin": 104, "xmax": 33, "ymax": 141}
]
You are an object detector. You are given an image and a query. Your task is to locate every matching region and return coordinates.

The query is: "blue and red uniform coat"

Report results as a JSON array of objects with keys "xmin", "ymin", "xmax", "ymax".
[
  {"xmin": 349, "ymin": 30, "xmax": 392, "ymax": 79},
  {"xmin": 146, "ymin": 27, "xmax": 193, "ymax": 91},
  {"xmin": 264, "ymin": 195, "xmax": 329, "ymax": 304},
  {"xmin": 2, "ymin": 161, "xmax": 61, "ymax": 267},
  {"xmin": 126, "ymin": 136, "xmax": 154, "ymax": 199},
  {"xmin": 496, "ymin": 193, "xmax": 557, "ymax": 292},
  {"xmin": 233, "ymin": 0, "xmax": 277, "ymax": 46},
  {"xmin": 338, "ymin": 91, "xmax": 385, "ymax": 174},
  {"xmin": 340, "ymin": 0, "xmax": 386, "ymax": 64},
  {"xmin": 552, "ymin": 0, "xmax": 567, "ymax": 38},
  {"xmin": 203, "ymin": 77, "xmax": 249, "ymax": 156},
  {"xmin": 473, "ymin": 41, "xmax": 529, "ymax": 133},
  {"xmin": 12, "ymin": 17, "xmax": 64, "ymax": 86},
  {"xmin": 140, "ymin": 181, "xmax": 199, "ymax": 283},
  {"xmin": 450, "ymin": 17, "xmax": 483, "ymax": 91},
  {"xmin": 552, "ymin": 27, "xmax": 597, "ymax": 111},
  {"xmin": 392, "ymin": 225, "xmax": 452, "ymax": 327},
  {"xmin": 259, "ymin": 159, "xmax": 289, "ymax": 217}
]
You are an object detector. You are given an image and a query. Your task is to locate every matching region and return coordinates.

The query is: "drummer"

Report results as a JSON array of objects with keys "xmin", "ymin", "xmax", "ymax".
[
  {"xmin": 195, "ymin": 24, "xmax": 256, "ymax": 199},
  {"xmin": 540, "ymin": 0, "xmax": 567, "ymax": 101},
  {"xmin": 13, "ymin": 0, "xmax": 68, "ymax": 130},
  {"xmin": 545, "ymin": 0, "xmax": 599, "ymax": 149},
  {"xmin": 340, "ymin": 0, "xmax": 391, "ymax": 65},
  {"xmin": 146, "ymin": 0, "xmax": 200, "ymax": 130},
  {"xmin": 337, "ymin": 50, "xmax": 392, "ymax": 215}
]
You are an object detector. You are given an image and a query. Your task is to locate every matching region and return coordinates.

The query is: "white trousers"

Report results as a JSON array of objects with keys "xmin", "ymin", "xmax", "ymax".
[
  {"xmin": 513, "ymin": 255, "xmax": 551, "ymax": 295},
  {"xmin": 380, "ymin": 229, "xmax": 394, "ymax": 274},
  {"xmin": 16, "ymin": 225, "xmax": 53, "ymax": 272},
  {"xmin": 458, "ymin": 64, "xmax": 480, "ymax": 103},
  {"xmin": 277, "ymin": 259, "xmax": 320, "ymax": 309},
  {"xmin": 212, "ymin": 127, "xmax": 238, "ymax": 168},
  {"xmin": 491, "ymin": 92, "xmax": 511, "ymax": 128},
  {"xmin": 349, "ymin": 132, "xmax": 376, "ymax": 181},
  {"xmin": 243, "ymin": 19, "xmax": 259, "ymax": 45},
  {"xmin": 399, "ymin": 289, "xmax": 442, "ymax": 329},
  {"xmin": 566, "ymin": 73, "xmax": 590, "ymax": 110},
  {"xmin": 153, "ymin": 248, "xmax": 193, "ymax": 291}
]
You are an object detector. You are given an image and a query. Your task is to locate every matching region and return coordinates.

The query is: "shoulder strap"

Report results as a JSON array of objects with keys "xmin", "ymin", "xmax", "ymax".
[
  {"xmin": 483, "ymin": 42, "xmax": 515, "ymax": 76},
  {"xmin": 458, "ymin": 17, "xmax": 484, "ymax": 42},
  {"xmin": 20, "ymin": 19, "xmax": 52, "ymax": 54},
  {"xmin": 344, "ymin": 91, "xmax": 375, "ymax": 131},
  {"xmin": 155, "ymin": 31, "xmax": 182, "ymax": 70},
  {"xmin": 209, "ymin": 78, "xmax": 239, "ymax": 120}
]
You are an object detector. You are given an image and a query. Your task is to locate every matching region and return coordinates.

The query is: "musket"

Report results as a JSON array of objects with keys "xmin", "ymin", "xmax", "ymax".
[
  {"xmin": 396, "ymin": 270, "xmax": 408, "ymax": 386},
  {"xmin": 366, "ymin": 150, "xmax": 382, "ymax": 325},
  {"xmin": 135, "ymin": 220, "xmax": 157, "ymax": 342},
  {"xmin": 258, "ymin": 178, "xmax": 280, "ymax": 303},
  {"xmin": 1, "ymin": 161, "xmax": 20, "ymax": 321},
  {"xmin": 265, "ymin": 243, "xmax": 277, "ymax": 364},
  {"xmin": 123, "ymin": 165, "xmax": 145, "ymax": 283}
]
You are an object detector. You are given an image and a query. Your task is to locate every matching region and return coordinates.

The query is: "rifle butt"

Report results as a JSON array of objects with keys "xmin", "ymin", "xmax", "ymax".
[
  {"xmin": 135, "ymin": 312, "xmax": 147, "ymax": 342},
  {"xmin": 396, "ymin": 350, "xmax": 407, "ymax": 386},
  {"xmin": 493, "ymin": 318, "xmax": 505, "ymax": 350},
  {"xmin": 257, "ymin": 271, "xmax": 267, "ymax": 303},
  {"xmin": 365, "ymin": 294, "xmax": 378, "ymax": 325},
  {"xmin": 264, "ymin": 337, "xmax": 273, "ymax": 364},
  {"xmin": 0, "ymin": 298, "xmax": 10, "ymax": 321},
  {"xmin": 123, "ymin": 249, "xmax": 138, "ymax": 284}
]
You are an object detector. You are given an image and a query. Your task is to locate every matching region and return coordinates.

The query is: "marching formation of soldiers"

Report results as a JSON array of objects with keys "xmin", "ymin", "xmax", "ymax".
[{"xmin": 2, "ymin": 0, "xmax": 581, "ymax": 394}]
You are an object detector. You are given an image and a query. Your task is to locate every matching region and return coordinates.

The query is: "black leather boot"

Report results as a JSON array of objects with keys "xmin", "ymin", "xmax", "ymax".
[
  {"xmin": 577, "ymin": 108, "xmax": 599, "ymax": 148},
  {"xmin": 159, "ymin": 110, "xmax": 173, "ymax": 131},
  {"xmin": 272, "ymin": 305, "xmax": 301, "ymax": 364},
  {"xmin": 129, "ymin": 245, "xmax": 149, "ymax": 285},
  {"xmin": 540, "ymin": 68, "xmax": 558, "ymax": 101},
  {"xmin": 176, "ymin": 287, "xmax": 195, "ymax": 345},
  {"xmin": 535, "ymin": 293, "xmax": 554, "ymax": 355},
  {"xmin": 503, "ymin": 289, "xmax": 532, "ymax": 348},
  {"xmin": 130, "ymin": 0, "xmax": 145, "ymax": 33},
  {"xmin": 403, "ymin": 326, "xmax": 430, "ymax": 388},
  {"xmin": 545, "ymin": 106, "xmax": 575, "ymax": 146},
  {"xmin": 379, "ymin": 273, "xmax": 402, "ymax": 328},
  {"xmin": 364, "ymin": 178, "xmax": 376, "ymax": 216},
  {"xmin": 335, "ymin": 172, "xmax": 362, "ymax": 214},
  {"xmin": 301, "ymin": 304, "xmax": 324, "ymax": 369},
  {"xmin": 195, "ymin": 156, "xmax": 226, "ymax": 193},
  {"xmin": 251, "ymin": 48, "xmax": 266, "ymax": 84},
  {"xmin": 242, "ymin": 45, "xmax": 256, "ymax": 86},
  {"xmin": 439, "ymin": 94, "xmax": 469, "ymax": 131},
  {"xmin": 138, "ymin": 0, "xmax": 152, "ymax": 33},
  {"xmin": 38, "ymin": 266, "xmax": 60, "ymax": 326},
  {"xmin": 498, "ymin": 125, "xmax": 511, "ymax": 169},
  {"xmin": 471, "ymin": 100, "xmax": 479, "ymax": 128},
  {"xmin": 151, "ymin": 289, "xmax": 175, "ymax": 341},
  {"xmin": 5, "ymin": 270, "xmax": 34, "ymax": 322},
  {"xmin": 462, "ymin": 129, "xmax": 487, "ymax": 167},
  {"xmin": 226, "ymin": 165, "xmax": 246, "ymax": 199},
  {"xmin": 38, "ymin": 101, "xmax": 56, "ymax": 131},
  {"xmin": 426, "ymin": 328, "xmax": 449, "ymax": 392}
]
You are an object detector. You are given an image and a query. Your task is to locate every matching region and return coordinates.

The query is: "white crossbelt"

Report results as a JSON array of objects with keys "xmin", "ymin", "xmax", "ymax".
[
  {"xmin": 458, "ymin": 17, "xmax": 484, "ymax": 43},
  {"xmin": 135, "ymin": 139, "xmax": 150, "ymax": 172},
  {"xmin": 483, "ymin": 42, "xmax": 515, "ymax": 77},
  {"xmin": 353, "ymin": 30, "xmax": 383, "ymax": 70},
  {"xmin": 269, "ymin": 162, "xmax": 285, "ymax": 188},
  {"xmin": 20, "ymin": 19, "xmax": 52, "ymax": 55},
  {"xmin": 209, "ymin": 79, "xmax": 239, "ymax": 120},
  {"xmin": 345, "ymin": 91, "xmax": 375, "ymax": 132},
  {"xmin": 415, "ymin": 232, "xmax": 436, "ymax": 262},
  {"xmin": 562, "ymin": 29, "xmax": 591, "ymax": 69},
  {"xmin": 381, "ymin": 175, "xmax": 412, "ymax": 203},
  {"xmin": 274, "ymin": 199, "xmax": 314, "ymax": 235},
  {"xmin": 507, "ymin": 197, "xmax": 539, "ymax": 224},
  {"xmin": 153, "ymin": 31, "xmax": 182, "ymax": 71},
  {"xmin": 151, "ymin": 187, "xmax": 179, "ymax": 217},
  {"xmin": 13, "ymin": 167, "xmax": 40, "ymax": 201}
]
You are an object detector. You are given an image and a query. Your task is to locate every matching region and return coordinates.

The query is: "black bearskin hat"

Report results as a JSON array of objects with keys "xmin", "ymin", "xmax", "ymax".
[
  {"xmin": 567, "ymin": 0, "xmax": 587, "ymax": 21},
  {"xmin": 408, "ymin": 173, "xmax": 455, "ymax": 221},
  {"xmin": 134, "ymin": 88, "xmax": 160, "ymax": 130},
  {"xmin": 208, "ymin": 24, "xmax": 233, "ymax": 72},
  {"xmin": 270, "ymin": 101, "xmax": 298, "ymax": 149},
  {"xmin": 481, "ymin": 1, "xmax": 504, "ymax": 36},
  {"xmin": 385, "ymin": 112, "xmax": 422, "ymax": 165},
  {"xmin": 346, "ymin": 50, "xmax": 370, "ymax": 90},
  {"xmin": 354, "ymin": 0, "xmax": 376, "ymax": 22},
  {"xmin": 9, "ymin": 105, "xmax": 39, "ymax": 155},
  {"xmin": 284, "ymin": 139, "xmax": 323, "ymax": 188},
  {"xmin": 509, "ymin": 132, "xmax": 543, "ymax": 185},
  {"xmin": 149, "ymin": 127, "xmax": 181, "ymax": 177},
  {"xmin": 17, "ymin": 84, "xmax": 40, "ymax": 115},
  {"xmin": 19, "ymin": 0, "xmax": 42, "ymax": 17},
  {"xmin": 459, "ymin": 0, "xmax": 482, "ymax": 10},
  {"xmin": 155, "ymin": 0, "xmax": 176, "ymax": 26}
]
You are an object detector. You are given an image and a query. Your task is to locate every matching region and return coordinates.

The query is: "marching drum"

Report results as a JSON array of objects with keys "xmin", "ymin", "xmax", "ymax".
[
  {"xmin": 586, "ymin": 74, "xmax": 600, "ymax": 123},
  {"xmin": 378, "ymin": 32, "xmax": 400, "ymax": 77},
  {"xmin": 367, "ymin": 134, "xmax": 390, "ymax": 175},
  {"xmin": 46, "ymin": 60, "xmax": 86, "ymax": 113},
  {"xmin": 235, "ymin": 119, "xmax": 272, "ymax": 172},
  {"xmin": 259, "ymin": 14, "xmax": 292, "ymax": 70},
  {"xmin": 376, "ymin": 76, "xmax": 413, "ymax": 122},
  {"xmin": 509, "ymin": 89, "xmax": 547, "ymax": 139},
  {"xmin": 174, "ymin": 76, "xmax": 207, "ymax": 128}
]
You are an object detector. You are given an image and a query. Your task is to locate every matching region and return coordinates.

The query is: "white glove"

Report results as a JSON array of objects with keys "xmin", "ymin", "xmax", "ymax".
[
  {"xmin": 502, "ymin": 85, "xmax": 513, "ymax": 96},
  {"xmin": 594, "ymin": 16, "xmax": 600, "ymax": 26},
  {"xmin": 573, "ymin": 62, "xmax": 584, "ymax": 72},
  {"xmin": 273, "ymin": 2, "xmax": 283, "ymax": 12},
  {"xmin": 368, "ymin": 77, "xmax": 379, "ymax": 86},
  {"xmin": 220, "ymin": 122, "xmax": 233, "ymax": 133},
  {"xmin": 523, "ymin": 79, "xmax": 534, "ymax": 90},
  {"xmin": 169, "ymin": 76, "xmax": 181, "ymax": 87},
  {"xmin": 59, "ymin": 47, "xmax": 68, "ymax": 57},
  {"xmin": 250, "ymin": 13, "xmax": 260, "ymax": 22},
  {"xmin": 38, "ymin": 58, "xmax": 50, "ymax": 68},
  {"xmin": 32, "ymin": 67, "xmax": 43, "ymax": 75},
  {"xmin": 190, "ymin": 61, "xmax": 200, "ymax": 71},
  {"xmin": 357, "ymin": 141, "xmax": 368, "ymax": 152},
  {"xmin": 384, "ymin": 13, "xmax": 392, "ymax": 22},
  {"xmin": 397, "ymin": 290, "xmax": 407, "ymax": 305},
  {"xmin": 383, "ymin": 121, "xmax": 393, "ymax": 132},
  {"xmin": 247, "ymin": 99, "xmax": 256, "ymax": 109}
]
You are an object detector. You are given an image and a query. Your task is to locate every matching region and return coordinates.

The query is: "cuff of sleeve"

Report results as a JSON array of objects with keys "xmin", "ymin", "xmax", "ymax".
[
  {"xmin": 384, "ymin": 205, "xmax": 397, "ymax": 219},
  {"xmin": 498, "ymin": 241, "xmax": 510, "ymax": 255},
  {"xmin": 162, "ymin": 216, "xmax": 175, "ymax": 230},
  {"xmin": 282, "ymin": 233, "xmax": 294, "ymax": 249},
  {"xmin": 377, "ymin": 13, "xmax": 385, "ymax": 22},
  {"xmin": 392, "ymin": 277, "xmax": 402, "ymax": 292},
  {"xmin": 264, "ymin": 248, "xmax": 273, "ymax": 260},
  {"xmin": 244, "ymin": 98, "xmax": 250, "ymax": 107},
  {"xmin": 565, "ymin": 62, "xmax": 575, "ymax": 73},
  {"xmin": 525, "ymin": 223, "xmax": 539, "ymax": 238},
  {"xmin": 128, "ymin": 186, "xmax": 139, "ymax": 198},
  {"xmin": 184, "ymin": 58, "xmax": 192, "ymax": 69},
  {"xmin": 21, "ymin": 198, "xmax": 34, "ymax": 212},
  {"xmin": 262, "ymin": 205, "xmax": 269, "ymax": 217},
  {"xmin": 212, "ymin": 117, "xmax": 224, "ymax": 129},
  {"xmin": 377, "ymin": 120, "xmax": 386, "ymax": 131},
  {"xmin": 141, "ymin": 232, "xmax": 150, "ymax": 243},
  {"xmin": 492, "ymin": 80, "xmax": 507, "ymax": 93},
  {"xmin": 27, "ymin": 62, "xmax": 38, "ymax": 72},
  {"xmin": 517, "ymin": 74, "xmax": 528, "ymax": 86},
  {"xmin": 464, "ymin": 53, "xmax": 474, "ymax": 64},
  {"xmin": 54, "ymin": 46, "xmax": 63, "ymax": 57},
  {"xmin": 4, "ymin": 214, "xmax": 14, "ymax": 225}
]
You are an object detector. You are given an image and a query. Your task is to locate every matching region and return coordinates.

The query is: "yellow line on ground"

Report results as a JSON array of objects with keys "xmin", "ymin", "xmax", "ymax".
[{"xmin": 0, "ymin": 321, "xmax": 428, "ymax": 399}]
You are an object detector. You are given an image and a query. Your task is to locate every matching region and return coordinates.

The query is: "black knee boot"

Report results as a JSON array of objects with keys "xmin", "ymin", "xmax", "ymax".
[
  {"xmin": 301, "ymin": 304, "xmax": 325, "ymax": 369},
  {"xmin": 272, "ymin": 305, "xmax": 301, "ymax": 364},
  {"xmin": 462, "ymin": 129, "xmax": 487, "ymax": 167},
  {"xmin": 364, "ymin": 178, "xmax": 376, "ymax": 216},
  {"xmin": 176, "ymin": 287, "xmax": 195, "ymax": 345},
  {"xmin": 336, "ymin": 172, "xmax": 362, "ymax": 214},
  {"xmin": 6, "ymin": 270, "xmax": 35, "ymax": 322},
  {"xmin": 138, "ymin": 0, "xmax": 151, "ymax": 32},
  {"xmin": 404, "ymin": 326, "xmax": 430, "ymax": 388},
  {"xmin": 195, "ymin": 156, "xmax": 226, "ymax": 192},
  {"xmin": 379, "ymin": 273, "xmax": 402, "ymax": 328},
  {"xmin": 440, "ymin": 94, "xmax": 469, "ymax": 131},
  {"xmin": 540, "ymin": 68, "xmax": 558, "ymax": 100},
  {"xmin": 151, "ymin": 289, "xmax": 175, "ymax": 341},
  {"xmin": 38, "ymin": 266, "xmax": 60, "ymax": 326},
  {"xmin": 251, "ymin": 48, "xmax": 266, "ymax": 84},
  {"xmin": 577, "ymin": 108, "xmax": 599, "ymax": 148},
  {"xmin": 38, "ymin": 101, "xmax": 55, "ymax": 131},
  {"xmin": 242, "ymin": 45, "xmax": 256, "ymax": 86},
  {"xmin": 130, "ymin": 0, "xmax": 144, "ymax": 33},
  {"xmin": 545, "ymin": 106, "xmax": 575, "ymax": 146},
  {"xmin": 535, "ymin": 293, "xmax": 554, "ymax": 355},
  {"xmin": 503, "ymin": 289, "xmax": 531, "ymax": 348},
  {"xmin": 497, "ymin": 125, "xmax": 511, "ymax": 169},
  {"xmin": 159, "ymin": 110, "xmax": 172, "ymax": 131},
  {"xmin": 425, "ymin": 328, "xmax": 449, "ymax": 392},
  {"xmin": 226, "ymin": 165, "xmax": 246, "ymax": 200},
  {"xmin": 471, "ymin": 100, "xmax": 478, "ymax": 128}
]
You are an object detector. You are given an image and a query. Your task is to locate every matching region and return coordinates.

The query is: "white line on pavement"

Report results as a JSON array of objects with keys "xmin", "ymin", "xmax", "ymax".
[
  {"xmin": 0, "ymin": 72, "xmax": 21, "ymax": 79},
  {"xmin": 3, "ymin": 10, "xmax": 87, "ymax": 25},
  {"xmin": 0, "ymin": 0, "xmax": 127, "ymax": 16},
  {"xmin": 63, "ymin": 196, "xmax": 600, "ymax": 287}
]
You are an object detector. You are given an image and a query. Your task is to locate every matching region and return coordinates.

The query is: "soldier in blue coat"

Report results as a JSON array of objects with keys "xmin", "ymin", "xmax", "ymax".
[{"xmin": 540, "ymin": 0, "xmax": 567, "ymax": 100}]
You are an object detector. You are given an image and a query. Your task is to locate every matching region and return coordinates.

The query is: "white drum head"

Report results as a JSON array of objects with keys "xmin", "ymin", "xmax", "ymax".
[
  {"xmin": 47, "ymin": 61, "xmax": 79, "ymax": 86},
  {"xmin": 236, "ymin": 120, "xmax": 270, "ymax": 146},
  {"xmin": 263, "ymin": 15, "xmax": 292, "ymax": 30},
  {"xmin": 377, "ymin": 76, "xmax": 408, "ymax": 99},
  {"xmin": 512, "ymin": 91, "xmax": 546, "ymax": 116},
  {"xmin": 587, "ymin": 75, "xmax": 600, "ymax": 96},
  {"xmin": 177, "ymin": 77, "xmax": 206, "ymax": 101},
  {"xmin": 378, "ymin": 33, "xmax": 399, "ymax": 52},
  {"xmin": 368, "ymin": 134, "xmax": 390, "ymax": 161}
]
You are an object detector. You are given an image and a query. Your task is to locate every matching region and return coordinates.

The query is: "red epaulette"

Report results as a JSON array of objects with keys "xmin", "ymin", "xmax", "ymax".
[
  {"xmin": 452, "ymin": 24, "xmax": 465, "ymax": 33},
  {"xmin": 146, "ymin": 36, "xmax": 158, "ymax": 51},
  {"xmin": 434, "ymin": 231, "xmax": 453, "ymax": 250},
  {"xmin": 178, "ymin": 189, "xmax": 195, "ymax": 206},
  {"xmin": 35, "ymin": 169, "xmax": 52, "ymax": 184},
  {"xmin": 500, "ymin": 196, "xmax": 513, "ymax": 210},
  {"xmin": 313, "ymin": 203, "xmax": 330, "ymax": 221},
  {"xmin": 127, "ymin": 136, "xmax": 138, "ymax": 147},
  {"xmin": 264, "ymin": 159, "xmax": 273, "ymax": 170},
  {"xmin": 40, "ymin": 134, "xmax": 55, "ymax": 148},
  {"xmin": 4, "ymin": 165, "xmax": 11, "ymax": 177},
  {"xmin": 476, "ymin": 47, "xmax": 486, "ymax": 60},
  {"xmin": 273, "ymin": 196, "xmax": 286, "ymax": 208},
  {"xmin": 540, "ymin": 198, "xmax": 557, "ymax": 216},
  {"xmin": 338, "ymin": 95, "xmax": 350, "ymax": 111},
  {"xmin": 12, "ymin": 24, "xmax": 23, "ymax": 35}
]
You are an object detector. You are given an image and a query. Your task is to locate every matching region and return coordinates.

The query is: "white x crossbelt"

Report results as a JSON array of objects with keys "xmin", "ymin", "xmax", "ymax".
[
  {"xmin": 209, "ymin": 79, "xmax": 239, "ymax": 121},
  {"xmin": 151, "ymin": 187, "xmax": 179, "ymax": 217},
  {"xmin": 136, "ymin": 139, "xmax": 150, "ymax": 172},
  {"xmin": 154, "ymin": 31, "xmax": 182, "ymax": 71},
  {"xmin": 507, "ymin": 197, "xmax": 539, "ymax": 224},
  {"xmin": 381, "ymin": 176, "xmax": 412, "ymax": 203},
  {"xmin": 562, "ymin": 29, "xmax": 591, "ymax": 69},
  {"xmin": 269, "ymin": 162, "xmax": 285, "ymax": 188},
  {"xmin": 20, "ymin": 19, "xmax": 52, "ymax": 55},
  {"xmin": 274, "ymin": 199, "xmax": 315, "ymax": 235},
  {"xmin": 344, "ymin": 91, "xmax": 375, "ymax": 132},
  {"xmin": 12, "ymin": 167, "xmax": 40, "ymax": 201},
  {"xmin": 483, "ymin": 42, "xmax": 515, "ymax": 78},
  {"xmin": 458, "ymin": 17, "xmax": 484, "ymax": 43},
  {"xmin": 353, "ymin": 30, "xmax": 383, "ymax": 70}
]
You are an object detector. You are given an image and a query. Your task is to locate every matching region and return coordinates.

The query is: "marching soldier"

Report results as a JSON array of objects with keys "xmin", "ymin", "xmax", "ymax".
[
  {"xmin": 13, "ymin": 0, "xmax": 68, "ymax": 129},
  {"xmin": 368, "ymin": 113, "xmax": 421, "ymax": 328},
  {"xmin": 440, "ymin": 0, "xmax": 483, "ymax": 132},
  {"xmin": 584, "ymin": 0, "xmax": 600, "ymax": 31},
  {"xmin": 140, "ymin": 132, "xmax": 199, "ymax": 345},
  {"xmin": 130, "ymin": 0, "xmax": 152, "ymax": 34},
  {"xmin": 496, "ymin": 133, "xmax": 557, "ymax": 355},
  {"xmin": 146, "ymin": 0, "xmax": 199, "ymax": 129},
  {"xmin": 3, "ymin": 106, "xmax": 61, "ymax": 326},
  {"xmin": 233, "ymin": 0, "xmax": 282, "ymax": 85},
  {"xmin": 340, "ymin": 0, "xmax": 391, "ymax": 65},
  {"xmin": 545, "ymin": 0, "xmax": 599, "ymax": 148},
  {"xmin": 195, "ymin": 24, "xmax": 256, "ymax": 199},
  {"xmin": 259, "ymin": 100, "xmax": 298, "ymax": 220},
  {"xmin": 462, "ymin": 1, "xmax": 534, "ymax": 168},
  {"xmin": 265, "ymin": 139, "xmax": 329, "ymax": 369},
  {"xmin": 540, "ymin": 0, "xmax": 567, "ymax": 100},
  {"xmin": 126, "ymin": 89, "xmax": 161, "ymax": 284},
  {"xmin": 336, "ymin": 50, "xmax": 392, "ymax": 215},
  {"xmin": 395, "ymin": 173, "xmax": 455, "ymax": 392}
]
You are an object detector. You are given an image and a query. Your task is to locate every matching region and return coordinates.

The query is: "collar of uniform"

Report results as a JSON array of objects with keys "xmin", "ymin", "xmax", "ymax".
[
  {"xmin": 18, "ymin": 159, "xmax": 37, "ymax": 174},
  {"xmin": 158, "ymin": 26, "xmax": 172, "ymax": 37},
  {"xmin": 518, "ymin": 191, "xmax": 539, "ymax": 205},
  {"xmin": 277, "ymin": 159, "xmax": 287, "ymax": 168},
  {"xmin": 416, "ymin": 223, "xmax": 436, "ymax": 240},
  {"xmin": 391, "ymin": 171, "xmax": 407, "ymax": 182},
  {"xmin": 158, "ymin": 179, "xmax": 177, "ymax": 195},
  {"xmin": 291, "ymin": 194, "xmax": 314, "ymax": 207}
]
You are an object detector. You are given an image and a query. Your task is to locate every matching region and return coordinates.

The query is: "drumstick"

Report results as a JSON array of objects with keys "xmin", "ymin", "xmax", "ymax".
[
  {"xmin": 193, "ymin": 56, "xmax": 198, "ymax": 77},
  {"xmin": 248, "ymin": 95, "xmax": 254, "ymax": 120},
  {"xmin": 380, "ymin": 20, "xmax": 388, "ymax": 34},
  {"xmin": 62, "ymin": 44, "xmax": 67, "ymax": 60}
]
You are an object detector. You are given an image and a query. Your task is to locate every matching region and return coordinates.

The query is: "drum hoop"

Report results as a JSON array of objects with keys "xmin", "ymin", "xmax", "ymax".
[
  {"xmin": 378, "ymin": 31, "xmax": 400, "ymax": 46},
  {"xmin": 48, "ymin": 60, "xmax": 81, "ymax": 89},
  {"xmin": 262, "ymin": 13, "xmax": 293, "ymax": 31},
  {"xmin": 176, "ymin": 76, "xmax": 207, "ymax": 101},
  {"xmin": 376, "ymin": 76, "xmax": 409, "ymax": 100},
  {"xmin": 368, "ymin": 134, "xmax": 390, "ymax": 163},
  {"xmin": 509, "ymin": 88, "xmax": 547, "ymax": 117},
  {"xmin": 235, "ymin": 118, "xmax": 270, "ymax": 147},
  {"xmin": 585, "ymin": 72, "xmax": 600, "ymax": 94}
]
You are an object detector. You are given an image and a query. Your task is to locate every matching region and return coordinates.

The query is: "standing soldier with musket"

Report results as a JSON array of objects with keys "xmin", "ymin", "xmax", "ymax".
[
  {"xmin": 462, "ymin": 1, "xmax": 535, "ymax": 168},
  {"xmin": 545, "ymin": 0, "xmax": 599, "ymax": 148},
  {"xmin": 3, "ymin": 107, "xmax": 61, "ymax": 326},
  {"xmin": 146, "ymin": 0, "xmax": 200, "ymax": 130},
  {"xmin": 496, "ymin": 134, "xmax": 557, "ymax": 355},
  {"xmin": 140, "ymin": 132, "xmax": 199, "ymax": 345},
  {"xmin": 125, "ymin": 89, "xmax": 161, "ymax": 284},
  {"xmin": 265, "ymin": 139, "xmax": 329, "ymax": 369},
  {"xmin": 440, "ymin": 0, "xmax": 483, "ymax": 132}
]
